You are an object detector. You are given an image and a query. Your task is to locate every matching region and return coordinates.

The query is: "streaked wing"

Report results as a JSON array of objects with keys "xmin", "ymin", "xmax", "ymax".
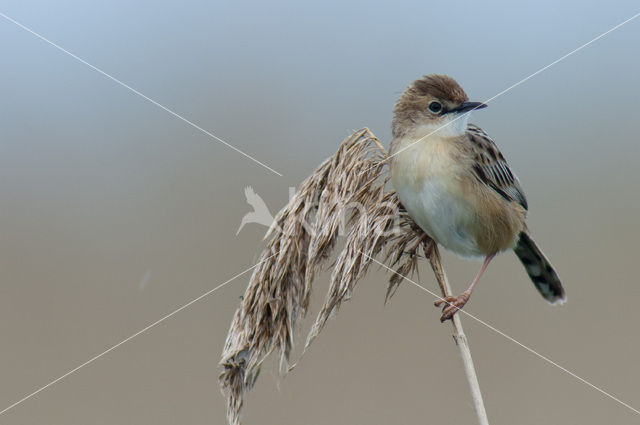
[{"xmin": 466, "ymin": 124, "xmax": 528, "ymax": 210}]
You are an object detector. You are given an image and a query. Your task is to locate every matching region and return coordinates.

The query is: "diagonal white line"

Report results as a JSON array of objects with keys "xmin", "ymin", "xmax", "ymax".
[
  {"xmin": 0, "ymin": 12, "xmax": 283, "ymax": 177},
  {"xmin": 0, "ymin": 253, "xmax": 277, "ymax": 416},
  {"xmin": 364, "ymin": 253, "xmax": 640, "ymax": 416},
  {"xmin": 385, "ymin": 10, "xmax": 640, "ymax": 163}
]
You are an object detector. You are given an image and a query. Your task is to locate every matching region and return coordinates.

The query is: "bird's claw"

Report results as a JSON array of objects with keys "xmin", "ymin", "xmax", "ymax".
[{"xmin": 434, "ymin": 291, "xmax": 470, "ymax": 322}]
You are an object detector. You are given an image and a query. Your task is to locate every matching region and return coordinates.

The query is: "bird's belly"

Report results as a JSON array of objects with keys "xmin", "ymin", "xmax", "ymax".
[
  {"xmin": 391, "ymin": 135, "xmax": 523, "ymax": 258},
  {"xmin": 396, "ymin": 176, "xmax": 484, "ymax": 258}
]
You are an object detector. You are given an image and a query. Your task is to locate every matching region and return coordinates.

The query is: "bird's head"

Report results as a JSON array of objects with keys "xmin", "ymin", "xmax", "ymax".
[{"xmin": 392, "ymin": 74, "xmax": 487, "ymax": 139}]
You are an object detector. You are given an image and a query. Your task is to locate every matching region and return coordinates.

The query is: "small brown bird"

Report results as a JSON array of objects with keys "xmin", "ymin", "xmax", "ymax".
[{"xmin": 389, "ymin": 74, "xmax": 565, "ymax": 321}]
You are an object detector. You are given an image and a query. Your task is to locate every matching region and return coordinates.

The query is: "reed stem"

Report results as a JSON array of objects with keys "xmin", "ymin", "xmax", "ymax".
[{"xmin": 425, "ymin": 242, "xmax": 489, "ymax": 425}]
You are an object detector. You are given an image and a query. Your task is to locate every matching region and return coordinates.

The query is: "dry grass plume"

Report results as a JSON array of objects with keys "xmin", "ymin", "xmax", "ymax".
[{"xmin": 219, "ymin": 128, "xmax": 455, "ymax": 424}]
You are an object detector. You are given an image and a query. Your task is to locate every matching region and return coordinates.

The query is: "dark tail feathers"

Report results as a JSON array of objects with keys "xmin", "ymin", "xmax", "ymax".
[{"xmin": 514, "ymin": 232, "xmax": 566, "ymax": 304}]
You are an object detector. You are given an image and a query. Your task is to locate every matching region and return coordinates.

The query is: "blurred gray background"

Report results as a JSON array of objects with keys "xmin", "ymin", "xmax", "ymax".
[{"xmin": 1, "ymin": 1, "xmax": 639, "ymax": 424}]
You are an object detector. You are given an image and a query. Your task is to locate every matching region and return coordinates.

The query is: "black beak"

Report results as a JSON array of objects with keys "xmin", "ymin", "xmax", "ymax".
[{"xmin": 447, "ymin": 101, "xmax": 488, "ymax": 114}]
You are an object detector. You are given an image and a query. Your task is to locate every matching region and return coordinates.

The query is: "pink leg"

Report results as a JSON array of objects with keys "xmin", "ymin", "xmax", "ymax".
[{"xmin": 435, "ymin": 253, "xmax": 496, "ymax": 322}]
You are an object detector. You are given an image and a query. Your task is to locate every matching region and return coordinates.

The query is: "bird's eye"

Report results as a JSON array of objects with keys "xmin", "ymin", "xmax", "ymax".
[{"xmin": 428, "ymin": 101, "xmax": 443, "ymax": 114}]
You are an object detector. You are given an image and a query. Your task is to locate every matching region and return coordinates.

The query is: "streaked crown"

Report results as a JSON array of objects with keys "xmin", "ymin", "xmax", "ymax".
[{"xmin": 392, "ymin": 74, "xmax": 472, "ymax": 138}]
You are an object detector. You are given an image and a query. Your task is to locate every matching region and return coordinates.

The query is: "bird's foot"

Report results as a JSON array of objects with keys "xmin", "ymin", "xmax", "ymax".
[{"xmin": 434, "ymin": 291, "xmax": 471, "ymax": 322}]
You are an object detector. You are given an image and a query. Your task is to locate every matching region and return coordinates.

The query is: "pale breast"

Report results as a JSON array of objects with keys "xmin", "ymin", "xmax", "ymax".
[{"xmin": 390, "ymin": 136, "xmax": 525, "ymax": 258}]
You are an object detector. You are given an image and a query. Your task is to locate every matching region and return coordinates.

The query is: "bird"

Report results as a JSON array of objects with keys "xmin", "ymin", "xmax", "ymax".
[
  {"xmin": 389, "ymin": 74, "xmax": 565, "ymax": 321},
  {"xmin": 236, "ymin": 186, "xmax": 275, "ymax": 236}
]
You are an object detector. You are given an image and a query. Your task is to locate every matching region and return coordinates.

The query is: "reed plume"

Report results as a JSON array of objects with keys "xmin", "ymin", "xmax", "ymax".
[{"xmin": 219, "ymin": 128, "xmax": 488, "ymax": 425}]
